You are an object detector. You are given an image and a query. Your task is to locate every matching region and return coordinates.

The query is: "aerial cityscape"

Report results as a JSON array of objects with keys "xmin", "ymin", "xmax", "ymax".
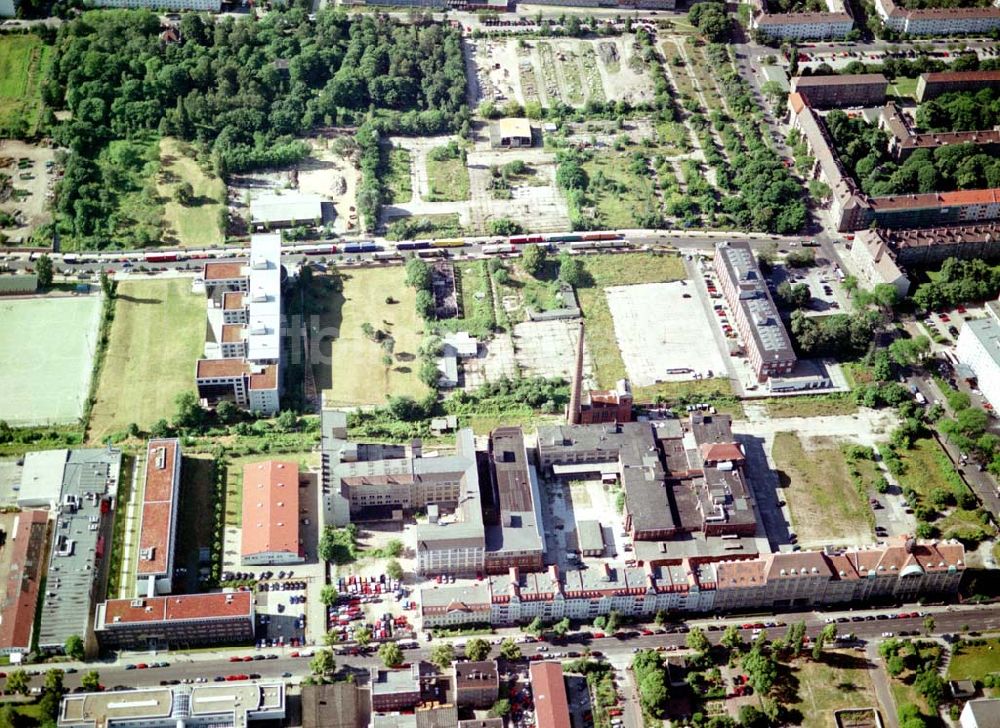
[{"xmin": 0, "ymin": 0, "xmax": 1000, "ymax": 727}]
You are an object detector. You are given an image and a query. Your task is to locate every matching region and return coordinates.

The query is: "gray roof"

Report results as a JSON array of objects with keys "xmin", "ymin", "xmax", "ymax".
[
  {"xmin": 371, "ymin": 666, "xmax": 421, "ymax": 696},
  {"xmin": 39, "ymin": 448, "xmax": 121, "ymax": 650},
  {"xmin": 250, "ymin": 193, "xmax": 323, "ymax": 224},
  {"xmin": 962, "ymin": 318, "xmax": 1000, "ymax": 369},
  {"xmin": 964, "ymin": 698, "xmax": 1000, "ymax": 728},
  {"xmin": 576, "ymin": 520, "xmax": 605, "ymax": 553},
  {"xmin": 416, "ymin": 429, "xmax": 485, "ymax": 550},
  {"xmin": 417, "ymin": 706, "xmax": 458, "ymax": 728},
  {"xmin": 301, "ymin": 684, "xmax": 370, "ymax": 728},
  {"xmin": 486, "ymin": 428, "xmax": 544, "ymax": 558},
  {"xmin": 0, "ymin": 274, "xmax": 37, "ymax": 294},
  {"xmin": 419, "ymin": 581, "xmax": 491, "ymax": 609}
]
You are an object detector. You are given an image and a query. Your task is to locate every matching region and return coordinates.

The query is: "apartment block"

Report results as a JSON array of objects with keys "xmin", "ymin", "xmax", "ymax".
[
  {"xmin": 916, "ymin": 71, "xmax": 1000, "ymax": 102},
  {"xmin": 791, "ymin": 74, "xmax": 888, "ymax": 108},
  {"xmin": 714, "ymin": 242, "xmax": 797, "ymax": 382},
  {"xmin": 136, "ymin": 439, "xmax": 181, "ymax": 597},
  {"xmin": 847, "ymin": 230, "xmax": 912, "ymax": 298},
  {"xmin": 93, "ymin": 592, "xmax": 255, "ymax": 651},
  {"xmin": 196, "ymin": 234, "xmax": 282, "ymax": 415},
  {"xmin": 371, "ymin": 666, "xmax": 422, "ymax": 713},
  {"xmin": 881, "ymin": 102, "xmax": 1000, "ymax": 162},
  {"xmin": 875, "ymin": 0, "xmax": 1000, "ymax": 35},
  {"xmin": 454, "ymin": 661, "xmax": 499, "ymax": 709},
  {"xmin": 86, "ymin": 0, "xmax": 220, "ymax": 9},
  {"xmin": 957, "ymin": 300, "xmax": 1000, "ymax": 412}
]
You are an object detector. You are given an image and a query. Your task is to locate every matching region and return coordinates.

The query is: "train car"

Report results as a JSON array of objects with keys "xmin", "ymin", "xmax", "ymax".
[
  {"xmin": 509, "ymin": 235, "xmax": 545, "ymax": 245},
  {"xmin": 146, "ymin": 252, "xmax": 180, "ymax": 263},
  {"xmin": 483, "ymin": 244, "xmax": 516, "ymax": 255},
  {"xmin": 396, "ymin": 241, "xmax": 432, "ymax": 251},
  {"xmin": 416, "ymin": 249, "xmax": 447, "ymax": 259},
  {"xmin": 302, "ymin": 244, "xmax": 337, "ymax": 256},
  {"xmin": 582, "ymin": 232, "xmax": 623, "ymax": 242},
  {"xmin": 62, "ymin": 254, "xmax": 78, "ymax": 265},
  {"xmin": 373, "ymin": 251, "xmax": 403, "ymax": 261},
  {"xmin": 546, "ymin": 234, "xmax": 584, "ymax": 244},
  {"xmin": 342, "ymin": 242, "xmax": 382, "ymax": 254},
  {"xmin": 569, "ymin": 241, "xmax": 598, "ymax": 251},
  {"xmin": 431, "ymin": 239, "xmax": 465, "ymax": 249}
]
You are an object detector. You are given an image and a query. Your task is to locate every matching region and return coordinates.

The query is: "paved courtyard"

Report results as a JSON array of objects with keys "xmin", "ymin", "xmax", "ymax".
[{"xmin": 512, "ymin": 319, "xmax": 594, "ymax": 383}]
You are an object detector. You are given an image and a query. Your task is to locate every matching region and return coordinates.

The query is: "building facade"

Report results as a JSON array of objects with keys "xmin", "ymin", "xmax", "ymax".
[
  {"xmin": 454, "ymin": 661, "xmax": 499, "ymax": 708},
  {"xmin": 791, "ymin": 74, "xmax": 888, "ymax": 108},
  {"xmin": 957, "ymin": 304, "xmax": 1000, "ymax": 412},
  {"xmin": 875, "ymin": 0, "xmax": 1000, "ymax": 35},
  {"xmin": 916, "ymin": 71, "xmax": 1000, "ymax": 102}
]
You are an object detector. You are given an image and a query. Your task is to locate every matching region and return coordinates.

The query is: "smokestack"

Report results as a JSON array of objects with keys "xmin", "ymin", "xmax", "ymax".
[{"xmin": 568, "ymin": 321, "xmax": 584, "ymax": 425}]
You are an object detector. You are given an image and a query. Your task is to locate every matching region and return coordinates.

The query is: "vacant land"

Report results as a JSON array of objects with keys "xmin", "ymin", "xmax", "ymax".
[
  {"xmin": 322, "ymin": 267, "xmax": 431, "ymax": 407},
  {"xmin": 792, "ymin": 653, "xmax": 878, "ymax": 728},
  {"xmin": 158, "ymin": 137, "xmax": 226, "ymax": 247},
  {"xmin": 773, "ymin": 433, "xmax": 873, "ymax": 547},
  {"xmin": 385, "ymin": 147, "xmax": 413, "ymax": 204},
  {"xmin": 948, "ymin": 638, "xmax": 1000, "ymax": 682},
  {"xmin": 426, "ymin": 146, "xmax": 470, "ymax": 202},
  {"xmin": 89, "ymin": 279, "xmax": 204, "ymax": 441},
  {"xmin": 0, "ymin": 296, "xmax": 103, "ymax": 426},
  {"xmin": 0, "ymin": 34, "xmax": 52, "ymax": 138},
  {"xmin": 581, "ymin": 154, "xmax": 662, "ymax": 230},
  {"xmin": 894, "ymin": 437, "xmax": 985, "ymax": 537},
  {"xmin": 763, "ymin": 394, "xmax": 858, "ymax": 418},
  {"xmin": 574, "ymin": 253, "xmax": 686, "ymax": 389}
]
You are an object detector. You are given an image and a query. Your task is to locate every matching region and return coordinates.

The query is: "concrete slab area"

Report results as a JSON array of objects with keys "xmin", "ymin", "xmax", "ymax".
[
  {"xmin": 606, "ymin": 281, "xmax": 727, "ymax": 387},
  {"xmin": 511, "ymin": 319, "xmax": 594, "ymax": 383}
]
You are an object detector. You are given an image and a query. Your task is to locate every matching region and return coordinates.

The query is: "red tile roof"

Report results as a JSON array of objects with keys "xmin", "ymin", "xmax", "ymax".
[
  {"xmin": 138, "ymin": 440, "xmax": 180, "ymax": 577},
  {"xmin": 921, "ymin": 70, "xmax": 1000, "ymax": 84},
  {"xmin": 699, "ymin": 443, "xmax": 744, "ymax": 463},
  {"xmin": 222, "ymin": 292, "xmax": 245, "ymax": 310},
  {"xmin": 870, "ymin": 188, "xmax": 1000, "ymax": 210},
  {"xmin": 241, "ymin": 461, "xmax": 300, "ymax": 560},
  {"xmin": 530, "ymin": 662, "xmax": 570, "ymax": 728},
  {"xmin": 196, "ymin": 359, "xmax": 249, "ymax": 379},
  {"xmin": 203, "ymin": 261, "xmax": 247, "ymax": 281},
  {"xmin": 222, "ymin": 324, "xmax": 245, "ymax": 344},
  {"xmin": 249, "ymin": 364, "xmax": 278, "ymax": 391},
  {"xmin": 99, "ymin": 592, "xmax": 253, "ymax": 627},
  {"xmin": 0, "ymin": 510, "xmax": 48, "ymax": 652}
]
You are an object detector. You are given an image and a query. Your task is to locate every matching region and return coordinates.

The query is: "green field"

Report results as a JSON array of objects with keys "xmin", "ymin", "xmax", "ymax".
[
  {"xmin": 321, "ymin": 267, "xmax": 431, "ymax": 407},
  {"xmin": 574, "ymin": 253, "xmax": 686, "ymax": 388},
  {"xmin": 581, "ymin": 154, "xmax": 662, "ymax": 230},
  {"xmin": 89, "ymin": 279, "xmax": 205, "ymax": 441},
  {"xmin": 0, "ymin": 34, "xmax": 53, "ymax": 137},
  {"xmin": 763, "ymin": 394, "xmax": 858, "ymax": 418},
  {"xmin": 385, "ymin": 147, "xmax": 413, "ymax": 204},
  {"xmin": 0, "ymin": 295, "xmax": 103, "ymax": 426},
  {"xmin": 772, "ymin": 433, "xmax": 874, "ymax": 547},
  {"xmin": 158, "ymin": 137, "xmax": 226, "ymax": 247},
  {"xmin": 425, "ymin": 146, "xmax": 470, "ymax": 202},
  {"xmin": 948, "ymin": 638, "xmax": 1000, "ymax": 682},
  {"xmin": 894, "ymin": 437, "xmax": 986, "ymax": 536},
  {"xmin": 791, "ymin": 653, "xmax": 879, "ymax": 728},
  {"xmin": 888, "ymin": 77, "xmax": 918, "ymax": 100}
]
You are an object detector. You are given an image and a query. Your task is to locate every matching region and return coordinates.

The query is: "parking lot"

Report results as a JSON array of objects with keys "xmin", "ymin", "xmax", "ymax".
[
  {"xmin": 776, "ymin": 256, "xmax": 847, "ymax": 316},
  {"xmin": 919, "ymin": 303, "xmax": 985, "ymax": 348}
]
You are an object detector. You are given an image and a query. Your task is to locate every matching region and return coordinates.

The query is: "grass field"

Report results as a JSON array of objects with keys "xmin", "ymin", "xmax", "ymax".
[
  {"xmin": 894, "ymin": 437, "xmax": 985, "ymax": 536},
  {"xmin": 0, "ymin": 296, "xmax": 103, "ymax": 426},
  {"xmin": 948, "ymin": 638, "xmax": 1000, "ymax": 682},
  {"xmin": 581, "ymin": 154, "xmax": 662, "ymax": 230},
  {"xmin": 385, "ymin": 147, "xmax": 413, "ymax": 204},
  {"xmin": 888, "ymin": 77, "xmax": 918, "ymax": 100},
  {"xmin": 321, "ymin": 267, "xmax": 432, "ymax": 407},
  {"xmin": 0, "ymin": 34, "xmax": 53, "ymax": 137},
  {"xmin": 791, "ymin": 653, "xmax": 878, "ymax": 728},
  {"xmin": 575, "ymin": 253, "xmax": 686, "ymax": 388},
  {"xmin": 763, "ymin": 394, "xmax": 858, "ymax": 418},
  {"xmin": 426, "ymin": 146, "xmax": 470, "ymax": 202},
  {"xmin": 772, "ymin": 433, "xmax": 873, "ymax": 547},
  {"xmin": 89, "ymin": 280, "xmax": 205, "ymax": 441},
  {"xmin": 158, "ymin": 137, "xmax": 226, "ymax": 247}
]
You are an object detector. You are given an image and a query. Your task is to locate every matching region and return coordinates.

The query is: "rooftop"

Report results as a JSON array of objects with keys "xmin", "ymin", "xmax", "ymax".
[
  {"xmin": 137, "ymin": 439, "xmax": 181, "ymax": 578},
  {"xmin": 203, "ymin": 261, "xmax": 247, "ymax": 282},
  {"xmin": 487, "ymin": 427, "xmax": 544, "ymax": 557},
  {"xmin": 530, "ymin": 662, "xmax": 570, "ymax": 728},
  {"xmin": 371, "ymin": 666, "xmax": 421, "ymax": 696},
  {"xmin": 241, "ymin": 461, "xmax": 300, "ymax": 560},
  {"xmin": 793, "ymin": 73, "xmax": 888, "ymax": 87},
  {"xmin": 962, "ymin": 318, "xmax": 1000, "ymax": 369},
  {"xmin": 250, "ymin": 193, "xmax": 323, "ymax": 225},
  {"xmin": 455, "ymin": 660, "xmax": 498, "ymax": 688},
  {"xmin": 18, "ymin": 449, "xmax": 68, "ymax": 506},
  {"xmin": 0, "ymin": 510, "xmax": 48, "ymax": 652},
  {"xmin": 95, "ymin": 591, "xmax": 254, "ymax": 629},
  {"xmin": 301, "ymin": 683, "xmax": 370, "ymax": 728},
  {"xmin": 246, "ymin": 233, "xmax": 282, "ymax": 363}
]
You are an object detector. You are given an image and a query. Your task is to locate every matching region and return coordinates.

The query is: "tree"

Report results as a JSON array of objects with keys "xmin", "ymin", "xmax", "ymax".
[
  {"xmin": 323, "ymin": 630, "xmax": 342, "ymax": 646},
  {"xmin": 490, "ymin": 218, "xmax": 522, "ymax": 236},
  {"xmin": 465, "ymin": 637, "xmax": 491, "ymax": 662},
  {"xmin": 551, "ymin": 617, "xmax": 571, "ymax": 639},
  {"xmin": 914, "ymin": 669, "xmax": 946, "ymax": 710},
  {"xmin": 386, "ymin": 559, "xmax": 404, "ymax": 581},
  {"xmin": 43, "ymin": 668, "xmax": 65, "ymax": 696},
  {"xmin": 379, "ymin": 641, "xmax": 404, "ymax": 668},
  {"xmin": 499, "ymin": 637, "xmax": 522, "ymax": 661},
  {"xmin": 361, "ymin": 322, "xmax": 376, "ymax": 340},
  {"xmin": 310, "ymin": 649, "xmax": 337, "ymax": 676},
  {"xmin": 521, "ymin": 243, "xmax": 546, "ymax": 278},
  {"xmin": 430, "ymin": 643, "xmax": 456, "ymax": 670},
  {"xmin": 174, "ymin": 181, "xmax": 194, "ymax": 204},
  {"xmin": 526, "ymin": 616, "xmax": 545, "ymax": 637},
  {"xmin": 889, "ymin": 336, "xmax": 931, "ymax": 367},
  {"xmin": 739, "ymin": 705, "xmax": 769, "ymax": 728},
  {"xmin": 81, "ymin": 670, "xmax": 101, "ymax": 692},
  {"xmin": 35, "ymin": 253, "xmax": 53, "ymax": 288},
  {"xmin": 886, "ymin": 654, "xmax": 905, "ymax": 677},
  {"xmin": 760, "ymin": 80, "xmax": 786, "ymax": 107},
  {"xmin": 65, "ymin": 633, "xmax": 85, "ymax": 660},
  {"xmin": 355, "ymin": 626, "xmax": 372, "ymax": 647},
  {"xmin": 173, "ymin": 391, "xmax": 204, "ymax": 431},
  {"xmin": 556, "ymin": 159, "xmax": 588, "ymax": 190},
  {"xmin": 688, "ymin": 2, "xmax": 731, "ymax": 42},
  {"xmin": 150, "ymin": 418, "xmax": 171, "ymax": 438},
  {"xmin": 276, "ymin": 410, "xmax": 299, "ymax": 432},
  {"xmin": 405, "ymin": 257, "xmax": 432, "ymax": 291},
  {"xmin": 743, "ymin": 646, "xmax": 777, "ymax": 696},
  {"xmin": 558, "ymin": 253, "xmax": 586, "ymax": 287},
  {"xmin": 216, "ymin": 400, "xmax": 238, "ymax": 425},
  {"xmin": 686, "ymin": 627, "xmax": 710, "ymax": 654},
  {"xmin": 320, "ymin": 585, "xmax": 339, "ymax": 607},
  {"xmin": 720, "ymin": 624, "xmax": 744, "ymax": 652},
  {"xmin": 416, "ymin": 289, "xmax": 435, "ymax": 320},
  {"xmin": 922, "ymin": 615, "xmax": 935, "ymax": 635},
  {"xmin": 605, "ymin": 610, "xmax": 621, "ymax": 635},
  {"xmin": 5, "ymin": 669, "xmax": 29, "ymax": 695},
  {"xmin": 638, "ymin": 670, "xmax": 670, "ymax": 718},
  {"xmin": 593, "ymin": 615, "xmax": 606, "ymax": 631},
  {"xmin": 489, "ymin": 699, "xmax": 512, "ymax": 717}
]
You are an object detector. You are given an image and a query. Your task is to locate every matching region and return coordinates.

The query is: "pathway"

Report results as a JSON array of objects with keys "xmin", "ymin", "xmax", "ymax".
[
  {"xmin": 116, "ymin": 451, "xmax": 145, "ymax": 599},
  {"xmin": 866, "ymin": 642, "xmax": 900, "ymax": 728}
]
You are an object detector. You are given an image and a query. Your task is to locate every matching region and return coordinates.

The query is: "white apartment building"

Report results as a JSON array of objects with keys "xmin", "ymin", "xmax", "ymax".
[
  {"xmin": 87, "ymin": 0, "xmax": 221, "ymax": 10},
  {"xmin": 956, "ymin": 301, "xmax": 1000, "ymax": 412}
]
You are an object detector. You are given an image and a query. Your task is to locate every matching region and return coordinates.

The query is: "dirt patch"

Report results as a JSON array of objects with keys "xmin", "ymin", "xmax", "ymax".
[
  {"xmin": 0, "ymin": 139, "xmax": 57, "ymax": 245},
  {"xmin": 298, "ymin": 136, "xmax": 360, "ymax": 235}
]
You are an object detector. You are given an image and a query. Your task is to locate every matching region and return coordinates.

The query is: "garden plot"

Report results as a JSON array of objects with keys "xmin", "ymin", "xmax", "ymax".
[{"xmin": 606, "ymin": 281, "xmax": 726, "ymax": 386}]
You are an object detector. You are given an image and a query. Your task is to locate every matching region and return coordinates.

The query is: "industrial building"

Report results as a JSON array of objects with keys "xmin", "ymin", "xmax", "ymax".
[
  {"xmin": 489, "ymin": 118, "xmax": 533, "ymax": 149},
  {"xmin": 93, "ymin": 592, "xmax": 255, "ymax": 651},
  {"xmin": 484, "ymin": 428, "xmax": 545, "ymax": 574},
  {"xmin": 714, "ymin": 241, "xmax": 797, "ymax": 382},
  {"xmin": 567, "ymin": 323, "xmax": 633, "ymax": 426},
  {"xmin": 59, "ymin": 681, "xmax": 284, "ymax": 728},
  {"xmin": 38, "ymin": 447, "xmax": 121, "ymax": 654},
  {"xmin": 0, "ymin": 510, "xmax": 48, "ymax": 655},
  {"xmin": 250, "ymin": 193, "xmax": 324, "ymax": 230},
  {"xmin": 136, "ymin": 439, "xmax": 181, "ymax": 597},
  {"xmin": 301, "ymin": 683, "xmax": 371, "ymax": 728},
  {"xmin": 241, "ymin": 460, "xmax": 304, "ymax": 565},
  {"xmin": 196, "ymin": 234, "xmax": 283, "ymax": 415},
  {"xmin": 17, "ymin": 449, "xmax": 72, "ymax": 509}
]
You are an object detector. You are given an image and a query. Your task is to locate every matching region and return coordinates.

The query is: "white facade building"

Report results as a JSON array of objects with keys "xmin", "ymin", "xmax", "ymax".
[{"xmin": 956, "ymin": 302, "xmax": 1000, "ymax": 412}]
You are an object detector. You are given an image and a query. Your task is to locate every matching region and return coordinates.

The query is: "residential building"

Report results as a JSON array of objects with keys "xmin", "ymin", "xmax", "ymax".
[
  {"xmin": 136, "ymin": 439, "xmax": 181, "ymax": 597},
  {"xmin": 961, "ymin": 699, "xmax": 1000, "ymax": 728},
  {"xmin": 454, "ymin": 661, "xmax": 499, "ymax": 708},
  {"xmin": 17, "ymin": 449, "xmax": 70, "ymax": 509},
  {"xmin": 791, "ymin": 74, "xmax": 888, "ymax": 108},
  {"xmin": 751, "ymin": 10, "xmax": 854, "ymax": 39},
  {"xmin": 93, "ymin": 592, "xmax": 255, "ymax": 651},
  {"xmin": 196, "ymin": 234, "xmax": 282, "ymax": 415},
  {"xmin": 38, "ymin": 448, "xmax": 121, "ymax": 654},
  {"xmin": 371, "ymin": 666, "xmax": 422, "ymax": 712},
  {"xmin": 917, "ymin": 71, "xmax": 1000, "ymax": 102},
  {"xmin": 85, "ymin": 0, "xmax": 220, "ymax": 10},
  {"xmin": 714, "ymin": 242, "xmax": 797, "ymax": 382},
  {"xmin": 490, "ymin": 118, "xmax": 533, "ymax": 149},
  {"xmin": 510, "ymin": 0, "xmax": 675, "ymax": 8},
  {"xmin": 420, "ymin": 537, "xmax": 965, "ymax": 628},
  {"xmin": 881, "ymin": 102, "xmax": 1000, "ymax": 161},
  {"xmin": 484, "ymin": 428, "xmax": 545, "ymax": 574},
  {"xmin": 250, "ymin": 193, "xmax": 324, "ymax": 230},
  {"xmin": 530, "ymin": 662, "xmax": 570, "ymax": 728},
  {"xmin": 0, "ymin": 510, "xmax": 48, "ymax": 655},
  {"xmin": 301, "ymin": 683, "xmax": 370, "ymax": 728},
  {"xmin": 875, "ymin": 0, "xmax": 1000, "ymax": 35},
  {"xmin": 848, "ymin": 230, "xmax": 912, "ymax": 298},
  {"xmin": 59, "ymin": 682, "xmax": 284, "ymax": 728},
  {"xmin": 241, "ymin": 460, "xmax": 304, "ymax": 565},
  {"xmin": 957, "ymin": 302, "xmax": 1000, "ymax": 412}
]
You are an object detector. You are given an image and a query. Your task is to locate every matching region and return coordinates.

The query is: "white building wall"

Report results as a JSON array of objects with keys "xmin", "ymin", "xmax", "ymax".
[
  {"xmin": 957, "ymin": 325, "xmax": 1000, "ymax": 411},
  {"xmin": 88, "ymin": 0, "xmax": 221, "ymax": 10},
  {"xmin": 0, "ymin": 0, "xmax": 16, "ymax": 17}
]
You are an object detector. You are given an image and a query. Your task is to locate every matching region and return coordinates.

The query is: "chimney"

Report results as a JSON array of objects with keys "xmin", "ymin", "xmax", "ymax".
[{"xmin": 568, "ymin": 321, "xmax": 585, "ymax": 425}]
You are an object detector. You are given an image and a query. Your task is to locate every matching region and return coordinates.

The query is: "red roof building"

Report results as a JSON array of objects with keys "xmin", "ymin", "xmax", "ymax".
[
  {"xmin": 241, "ymin": 461, "xmax": 303, "ymax": 565},
  {"xmin": 0, "ymin": 510, "xmax": 49, "ymax": 655},
  {"xmin": 137, "ymin": 440, "xmax": 181, "ymax": 595},
  {"xmin": 530, "ymin": 662, "xmax": 570, "ymax": 728}
]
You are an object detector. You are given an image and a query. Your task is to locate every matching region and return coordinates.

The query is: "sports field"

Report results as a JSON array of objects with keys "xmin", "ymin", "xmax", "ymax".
[
  {"xmin": 89, "ymin": 279, "xmax": 205, "ymax": 441},
  {"xmin": 0, "ymin": 295, "xmax": 102, "ymax": 425},
  {"xmin": 321, "ymin": 267, "xmax": 431, "ymax": 407},
  {"xmin": 0, "ymin": 34, "xmax": 53, "ymax": 138}
]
